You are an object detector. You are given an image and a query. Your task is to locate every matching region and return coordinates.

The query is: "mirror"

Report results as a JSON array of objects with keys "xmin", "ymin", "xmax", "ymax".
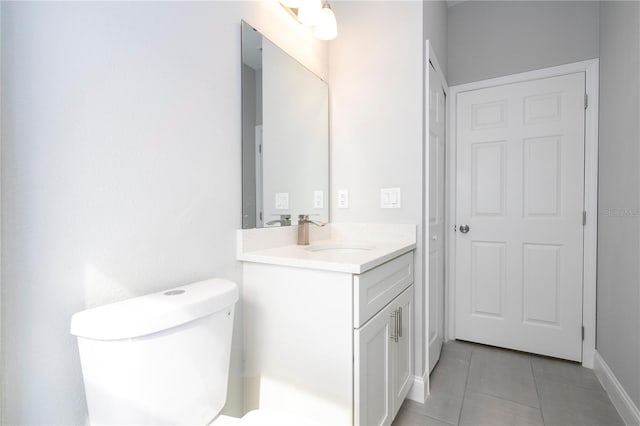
[{"xmin": 241, "ymin": 21, "xmax": 329, "ymax": 229}]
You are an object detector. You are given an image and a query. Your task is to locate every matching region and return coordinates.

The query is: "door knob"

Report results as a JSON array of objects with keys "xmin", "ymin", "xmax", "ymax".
[{"xmin": 459, "ymin": 224, "xmax": 470, "ymax": 234}]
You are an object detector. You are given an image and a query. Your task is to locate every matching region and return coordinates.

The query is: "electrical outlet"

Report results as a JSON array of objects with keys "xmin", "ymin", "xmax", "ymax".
[
  {"xmin": 313, "ymin": 190, "xmax": 324, "ymax": 209},
  {"xmin": 338, "ymin": 189, "xmax": 349, "ymax": 209},
  {"xmin": 275, "ymin": 193, "xmax": 289, "ymax": 210}
]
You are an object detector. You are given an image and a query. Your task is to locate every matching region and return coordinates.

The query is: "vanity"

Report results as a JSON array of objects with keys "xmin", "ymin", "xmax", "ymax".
[
  {"xmin": 238, "ymin": 224, "xmax": 416, "ymax": 426},
  {"xmin": 239, "ymin": 22, "xmax": 415, "ymax": 425}
]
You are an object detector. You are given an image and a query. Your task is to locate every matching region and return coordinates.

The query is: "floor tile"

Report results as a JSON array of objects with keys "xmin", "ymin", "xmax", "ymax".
[
  {"xmin": 431, "ymin": 356, "xmax": 470, "ymax": 398},
  {"xmin": 466, "ymin": 346, "xmax": 540, "ymax": 408},
  {"xmin": 404, "ymin": 395, "xmax": 463, "ymax": 426},
  {"xmin": 531, "ymin": 355, "xmax": 601, "ymax": 391},
  {"xmin": 459, "ymin": 391, "xmax": 544, "ymax": 426},
  {"xmin": 393, "ymin": 401, "xmax": 455, "ymax": 426},
  {"xmin": 441, "ymin": 340, "xmax": 474, "ymax": 363},
  {"xmin": 404, "ymin": 354, "xmax": 469, "ymax": 424},
  {"xmin": 536, "ymin": 378, "xmax": 624, "ymax": 426}
]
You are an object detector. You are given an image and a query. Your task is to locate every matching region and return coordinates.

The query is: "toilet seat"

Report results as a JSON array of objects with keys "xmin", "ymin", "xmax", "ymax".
[{"xmin": 213, "ymin": 409, "xmax": 317, "ymax": 426}]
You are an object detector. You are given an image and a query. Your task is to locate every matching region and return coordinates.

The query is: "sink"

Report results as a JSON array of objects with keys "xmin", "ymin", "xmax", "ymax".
[{"xmin": 304, "ymin": 243, "xmax": 374, "ymax": 254}]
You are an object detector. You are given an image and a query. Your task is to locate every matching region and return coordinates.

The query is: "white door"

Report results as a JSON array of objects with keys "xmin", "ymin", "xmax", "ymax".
[
  {"xmin": 428, "ymin": 62, "xmax": 446, "ymax": 373},
  {"xmin": 455, "ymin": 73, "xmax": 585, "ymax": 362}
]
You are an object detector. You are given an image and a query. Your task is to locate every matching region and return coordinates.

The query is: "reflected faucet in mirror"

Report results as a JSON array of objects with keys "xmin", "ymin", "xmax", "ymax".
[
  {"xmin": 266, "ymin": 214, "xmax": 292, "ymax": 227},
  {"xmin": 297, "ymin": 214, "xmax": 327, "ymax": 246}
]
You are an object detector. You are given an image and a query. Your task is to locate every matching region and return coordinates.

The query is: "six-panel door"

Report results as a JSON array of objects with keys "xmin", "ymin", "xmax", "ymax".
[{"xmin": 455, "ymin": 73, "xmax": 586, "ymax": 362}]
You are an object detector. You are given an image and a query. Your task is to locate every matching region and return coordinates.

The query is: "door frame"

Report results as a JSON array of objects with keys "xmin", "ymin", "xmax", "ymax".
[{"xmin": 445, "ymin": 59, "xmax": 599, "ymax": 368}]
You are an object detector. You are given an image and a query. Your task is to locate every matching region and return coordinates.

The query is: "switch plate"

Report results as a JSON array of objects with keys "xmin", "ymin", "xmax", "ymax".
[
  {"xmin": 275, "ymin": 193, "xmax": 289, "ymax": 210},
  {"xmin": 380, "ymin": 188, "xmax": 401, "ymax": 208},
  {"xmin": 337, "ymin": 189, "xmax": 349, "ymax": 209},
  {"xmin": 313, "ymin": 190, "xmax": 324, "ymax": 209}
]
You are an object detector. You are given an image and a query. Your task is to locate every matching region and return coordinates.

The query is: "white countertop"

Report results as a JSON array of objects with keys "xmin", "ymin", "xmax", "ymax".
[{"xmin": 237, "ymin": 224, "xmax": 416, "ymax": 274}]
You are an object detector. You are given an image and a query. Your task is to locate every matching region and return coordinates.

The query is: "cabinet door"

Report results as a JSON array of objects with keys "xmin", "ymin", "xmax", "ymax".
[
  {"xmin": 391, "ymin": 286, "xmax": 414, "ymax": 417},
  {"xmin": 354, "ymin": 303, "xmax": 394, "ymax": 426}
]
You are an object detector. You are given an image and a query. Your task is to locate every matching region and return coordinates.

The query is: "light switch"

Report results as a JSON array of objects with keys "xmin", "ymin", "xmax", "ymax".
[
  {"xmin": 380, "ymin": 188, "xmax": 401, "ymax": 209},
  {"xmin": 275, "ymin": 193, "xmax": 289, "ymax": 210},
  {"xmin": 337, "ymin": 189, "xmax": 349, "ymax": 209},
  {"xmin": 313, "ymin": 190, "xmax": 324, "ymax": 209}
]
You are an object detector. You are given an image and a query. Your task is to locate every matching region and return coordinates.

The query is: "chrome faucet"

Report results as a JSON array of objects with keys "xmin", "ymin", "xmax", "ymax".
[
  {"xmin": 297, "ymin": 214, "xmax": 327, "ymax": 245},
  {"xmin": 266, "ymin": 214, "xmax": 292, "ymax": 227}
]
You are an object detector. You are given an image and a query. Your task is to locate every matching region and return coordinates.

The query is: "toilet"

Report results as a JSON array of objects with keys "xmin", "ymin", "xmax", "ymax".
[{"xmin": 70, "ymin": 278, "xmax": 313, "ymax": 425}]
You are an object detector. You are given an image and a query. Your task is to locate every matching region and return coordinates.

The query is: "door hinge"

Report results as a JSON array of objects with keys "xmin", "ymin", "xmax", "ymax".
[
  {"xmin": 259, "ymin": 144, "xmax": 262, "ymax": 154},
  {"xmin": 584, "ymin": 94, "xmax": 588, "ymax": 110},
  {"xmin": 582, "ymin": 211, "xmax": 587, "ymax": 226},
  {"xmin": 582, "ymin": 326, "xmax": 585, "ymax": 341}
]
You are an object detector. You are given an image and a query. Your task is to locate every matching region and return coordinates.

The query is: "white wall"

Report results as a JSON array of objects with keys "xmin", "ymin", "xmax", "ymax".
[
  {"xmin": 0, "ymin": 2, "xmax": 328, "ymax": 424},
  {"xmin": 597, "ymin": 0, "xmax": 640, "ymax": 409},
  {"xmin": 447, "ymin": 1, "xmax": 599, "ymax": 85},
  {"xmin": 329, "ymin": 0, "xmax": 427, "ymax": 375},
  {"xmin": 423, "ymin": 0, "xmax": 447, "ymax": 77}
]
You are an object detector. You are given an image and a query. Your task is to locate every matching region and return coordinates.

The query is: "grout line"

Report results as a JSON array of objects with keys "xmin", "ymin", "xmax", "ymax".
[
  {"xmin": 456, "ymin": 346, "xmax": 473, "ymax": 425},
  {"xmin": 530, "ymin": 356, "xmax": 547, "ymax": 426}
]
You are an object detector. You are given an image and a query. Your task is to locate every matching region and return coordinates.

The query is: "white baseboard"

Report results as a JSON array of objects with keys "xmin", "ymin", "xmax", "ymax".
[
  {"xmin": 406, "ymin": 373, "xmax": 429, "ymax": 404},
  {"xmin": 593, "ymin": 351, "xmax": 640, "ymax": 426}
]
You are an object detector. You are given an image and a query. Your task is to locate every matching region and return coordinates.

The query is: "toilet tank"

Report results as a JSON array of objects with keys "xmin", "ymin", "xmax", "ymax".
[{"xmin": 70, "ymin": 278, "xmax": 239, "ymax": 425}]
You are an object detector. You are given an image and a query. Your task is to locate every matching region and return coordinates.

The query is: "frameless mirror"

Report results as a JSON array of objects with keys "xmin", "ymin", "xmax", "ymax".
[{"xmin": 241, "ymin": 21, "xmax": 329, "ymax": 229}]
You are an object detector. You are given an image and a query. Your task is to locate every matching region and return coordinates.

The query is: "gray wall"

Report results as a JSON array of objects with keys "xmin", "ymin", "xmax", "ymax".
[
  {"xmin": 597, "ymin": 0, "xmax": 640, "ymax": 409},
  {"xmin": 424, "ymin": 0, "xmax": 447, "ymax": 77},
  {"xmin": 1, "ymin": 2, "xmax": 328, "ymax": 424},
  {"xmin": 329, "ymin": 0, "xmax": 427, "ymax": 376},
  {"xmin": 447, "ymin": 1, "xmax": 599, "ymax": 85}
]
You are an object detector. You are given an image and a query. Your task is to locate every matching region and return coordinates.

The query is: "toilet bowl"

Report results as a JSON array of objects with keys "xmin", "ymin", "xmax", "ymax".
[{"xmin": 70, "ymin": 278, "xmax": 314, "ymax": 425}]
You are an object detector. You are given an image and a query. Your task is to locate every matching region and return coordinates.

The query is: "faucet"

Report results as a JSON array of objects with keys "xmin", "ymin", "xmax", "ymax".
[
  {"xmin": 266, "ymin": 214, "xmax": 292, "ymax": 227},
  {"xmin": 297, "ymin": 214, "xmax": 327, "ymax": 245}
]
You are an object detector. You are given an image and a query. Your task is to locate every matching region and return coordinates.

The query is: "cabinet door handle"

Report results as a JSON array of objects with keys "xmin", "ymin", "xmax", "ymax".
[
  {"xmin": 398, "ymin": 306, "xmax": 403, "ymax": 338},
  {"xmin": 389, "ymin": 310, "xmax": 399, "ymax": 343}
]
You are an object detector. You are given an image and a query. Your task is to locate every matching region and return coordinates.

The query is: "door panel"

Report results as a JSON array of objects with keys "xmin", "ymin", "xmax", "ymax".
[
  {"xmin": 455, "ymin": 73, "xmax": 585, "ymax": 362},
  {"xmin": 391, "ymin": 287, "xmax": 413, "ymax": 417},
  {"xmin": 354, "ymin": 304, "xmax": 392, "ymax": 426}
]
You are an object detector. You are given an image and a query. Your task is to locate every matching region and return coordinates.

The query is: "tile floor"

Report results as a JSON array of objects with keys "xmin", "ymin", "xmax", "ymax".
[{"xmin": 393, "ymin": 340, "xmax": 624, "ymax": 426}]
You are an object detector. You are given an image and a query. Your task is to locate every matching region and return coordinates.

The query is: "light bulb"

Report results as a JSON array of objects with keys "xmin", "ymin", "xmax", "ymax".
[
  {"xmin": 314, "ymin": 3, "xmax": 337, "ymax": 40},
  {"xmin": 298, "ymin": 0, "xmax": 322, "ymax": 26}
]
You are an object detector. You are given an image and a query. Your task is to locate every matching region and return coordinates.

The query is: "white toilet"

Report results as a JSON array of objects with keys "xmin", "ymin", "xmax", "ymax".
[{"xmin": 70, "ymin": 278, "xmax": 313, "ymax": 425}]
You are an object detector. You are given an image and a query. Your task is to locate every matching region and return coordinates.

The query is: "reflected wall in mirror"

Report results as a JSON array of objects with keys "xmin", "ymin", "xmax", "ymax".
[{"xmin": 241, "ymin": 21, "xmax": 329, "ymax": 229}]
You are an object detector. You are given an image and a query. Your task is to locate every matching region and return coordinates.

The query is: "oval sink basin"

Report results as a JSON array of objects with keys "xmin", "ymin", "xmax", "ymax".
[{"xmin": 304, "ymin": 243, "xmax": 374, "ymax": 254}]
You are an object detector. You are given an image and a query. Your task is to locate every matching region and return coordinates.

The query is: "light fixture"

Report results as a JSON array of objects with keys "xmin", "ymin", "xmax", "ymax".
[
  {"xmin": 314, "ymin": 3, "xmax": 337, "ymax": 40},
  {"xmin": 297, "ymin": 0, "xmax": 322, "ymax": 26},
  {"xmin": 280, "ymin": 0, "xmax": 338, "ymax": 41},
  {"xmin": 280, "ymin": 0, "xmax": 301, "ymax": 7}
]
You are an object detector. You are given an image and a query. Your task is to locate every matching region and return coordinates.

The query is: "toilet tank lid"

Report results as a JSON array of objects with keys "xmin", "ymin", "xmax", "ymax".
[{"xmin": 70, "ymin": 278, "xmax": 238, "ymax": 340}]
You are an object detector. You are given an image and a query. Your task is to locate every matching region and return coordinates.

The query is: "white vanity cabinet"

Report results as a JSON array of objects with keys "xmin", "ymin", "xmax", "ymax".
[
  {"xmin": 354, "ymin": 285, "xmax": 413, "ymax": 426},
  {"xmin": 242, "ymin": 250, "xmax": 414, "ymax": 426}
]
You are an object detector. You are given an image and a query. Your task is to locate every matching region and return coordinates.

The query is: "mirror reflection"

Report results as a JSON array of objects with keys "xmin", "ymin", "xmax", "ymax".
[{"xmin": 241, "ymin": 21, "xmax": 329, "ymax": 229}]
